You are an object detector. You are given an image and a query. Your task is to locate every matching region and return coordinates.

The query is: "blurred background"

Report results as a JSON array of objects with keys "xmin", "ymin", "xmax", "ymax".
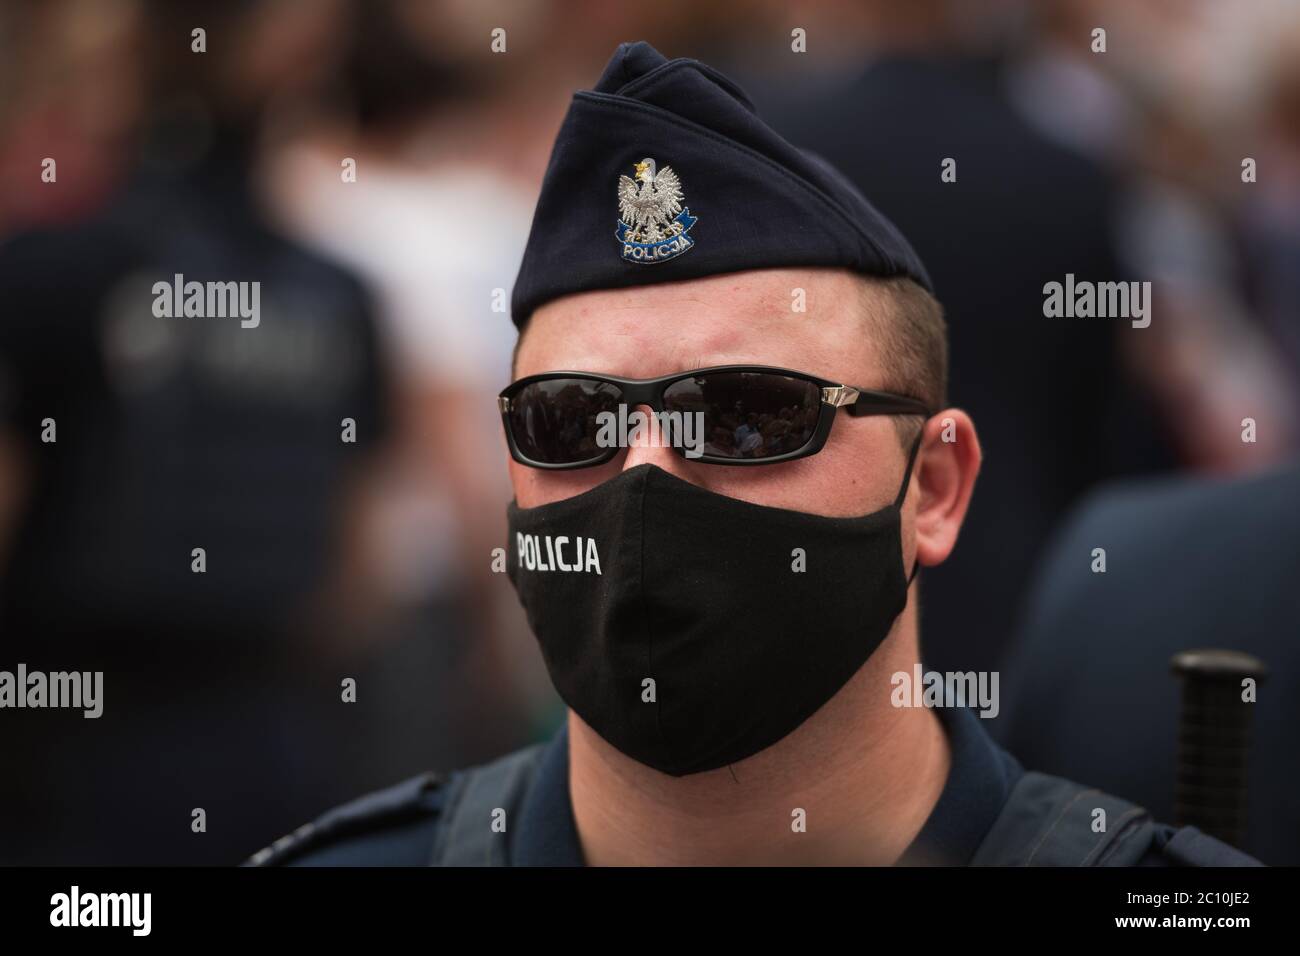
[{"xmin": 0, "ymin": 0, "xmax": 1295, "ymax": 865}]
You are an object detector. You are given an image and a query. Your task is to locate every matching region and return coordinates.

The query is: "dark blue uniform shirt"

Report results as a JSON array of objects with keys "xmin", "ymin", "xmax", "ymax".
[{"xmin": 512, "ymin": 704, "xmax": 1024, "ymax": 866}]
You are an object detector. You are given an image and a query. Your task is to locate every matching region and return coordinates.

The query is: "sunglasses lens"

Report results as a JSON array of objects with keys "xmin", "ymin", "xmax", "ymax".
[
  {"xmin": 663, "ymin": 372, "xmax": 822, "ymax": 460},
  {"xmin": 506, "ymin": 378, "xmax": 622, "ymax": 465}
]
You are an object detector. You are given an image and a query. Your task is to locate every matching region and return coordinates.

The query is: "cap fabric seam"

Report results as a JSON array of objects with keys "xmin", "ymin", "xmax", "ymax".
[{"xmin": 614, "ymin": 58, "xmax": 758, "ymax": 114}]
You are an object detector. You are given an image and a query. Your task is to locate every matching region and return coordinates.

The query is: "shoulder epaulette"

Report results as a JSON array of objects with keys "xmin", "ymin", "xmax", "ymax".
[
  {"xmin": 244, "ymin": 770, "xmax": 446, "ymax": 867},
  {"xmin": 972, "ymin": 771, "xmax": 1156, "ymax": 866}
]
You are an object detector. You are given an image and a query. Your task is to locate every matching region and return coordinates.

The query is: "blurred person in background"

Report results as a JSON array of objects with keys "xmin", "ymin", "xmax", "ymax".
[
  {"xmin": 1007, "ymin": 0, "xmax": 1298, "ymax": 470},
  {"xmin": 0, "ymin": 0, "xmax": 396, "ymax": 864},
  {"xmin": 1000, "ymin": 458, "xmax": 1300, "ymax": 864},
  {"xmin": 0, "ymin": 0, "xmax": 142, "ymax": 234}
]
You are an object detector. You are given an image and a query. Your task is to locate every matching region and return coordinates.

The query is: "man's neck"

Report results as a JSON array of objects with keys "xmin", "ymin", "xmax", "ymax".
[{"xmin": 568, "ymin": 612, "xmax": 951, "ymax": 865}]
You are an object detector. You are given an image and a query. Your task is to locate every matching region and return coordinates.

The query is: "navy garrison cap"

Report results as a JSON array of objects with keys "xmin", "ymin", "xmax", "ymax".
[{"xmin": 510, "ymin": 40, "xmax": 932, "ymax": 329}]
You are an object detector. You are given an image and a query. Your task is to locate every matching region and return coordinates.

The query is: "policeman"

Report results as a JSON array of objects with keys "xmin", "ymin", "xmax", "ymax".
[
  {"xmin": 0, "ymin": 4, "xmax": 388, "ymax": 865},
  {"xmin": 999, "ymin": 461, "xmax": 1299, "ymax": 865},
  {"xmin": 250, "ymin": 41, "xmax": 1259, "ymax": 867}
]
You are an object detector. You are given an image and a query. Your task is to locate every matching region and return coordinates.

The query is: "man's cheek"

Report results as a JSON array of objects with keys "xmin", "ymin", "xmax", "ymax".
[{"xmin": 511, "ymin": 460, "xmax": 622, "ymax": 509}]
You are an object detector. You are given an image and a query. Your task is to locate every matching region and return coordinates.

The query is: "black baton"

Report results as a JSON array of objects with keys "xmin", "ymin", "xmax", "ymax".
[{"xmin": 1169, "ymin": 648, "xmax": 1267, "ymax": 848}]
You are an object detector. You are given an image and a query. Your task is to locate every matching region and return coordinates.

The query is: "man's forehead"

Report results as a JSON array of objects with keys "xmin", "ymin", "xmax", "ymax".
[{"xmin": 516, "ymin": 268, "xmax": 881, "ymax": 381}]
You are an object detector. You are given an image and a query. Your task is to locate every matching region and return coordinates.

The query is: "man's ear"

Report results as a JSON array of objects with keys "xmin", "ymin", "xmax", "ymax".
[{"xmin": 912, "ymin": 410, "xmax": 980, "ymax": 569}]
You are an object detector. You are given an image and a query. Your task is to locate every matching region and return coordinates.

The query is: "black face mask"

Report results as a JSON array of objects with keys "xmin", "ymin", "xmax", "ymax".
[{"xmin": 506, "ymin": 438, "xmax": 922, "ymax": 777}]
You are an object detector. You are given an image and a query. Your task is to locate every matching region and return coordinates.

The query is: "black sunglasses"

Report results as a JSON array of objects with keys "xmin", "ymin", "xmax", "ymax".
[{"xmin": 498, "ymin": 365, "xmax": 933, "ymax": 469}]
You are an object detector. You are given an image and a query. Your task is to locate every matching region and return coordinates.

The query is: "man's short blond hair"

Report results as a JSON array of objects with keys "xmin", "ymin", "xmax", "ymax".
[{"xmin": 856, "ymin": 275, "xmax": 948, "ymax": 445}]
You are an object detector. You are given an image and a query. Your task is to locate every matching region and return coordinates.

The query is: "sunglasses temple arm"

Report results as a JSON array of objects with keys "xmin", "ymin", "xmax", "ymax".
[{"xmin": 843, "ymin": 397, "xmax": 934, "ymax": 418}]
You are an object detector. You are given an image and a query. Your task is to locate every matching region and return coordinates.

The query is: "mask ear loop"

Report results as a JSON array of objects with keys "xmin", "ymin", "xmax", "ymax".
[{"xmin": 895, "ymin": 423, "xmax": 927, "ymax": 585}]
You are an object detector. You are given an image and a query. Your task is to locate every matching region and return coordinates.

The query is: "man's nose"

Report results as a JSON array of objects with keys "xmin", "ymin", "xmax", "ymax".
[{"xmin": 620, "ymin": 403, "xmax": 695, "ymax": 481}]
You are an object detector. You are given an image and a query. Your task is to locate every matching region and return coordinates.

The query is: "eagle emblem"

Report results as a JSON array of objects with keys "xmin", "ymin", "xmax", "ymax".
[{"xmin": 616, "ymin": 158, "xmax": 697, "ymax": 264}]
